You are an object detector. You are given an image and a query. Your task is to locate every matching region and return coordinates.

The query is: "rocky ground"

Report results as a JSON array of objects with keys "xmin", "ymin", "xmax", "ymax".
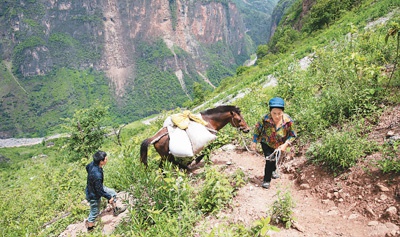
[
  {"xmin": 191, "ymin": 144, "xmax": 399, "ymax": 237},
  {"xmin": 58, "ymin": 192, "xmax": 134, "ymax": 236}
]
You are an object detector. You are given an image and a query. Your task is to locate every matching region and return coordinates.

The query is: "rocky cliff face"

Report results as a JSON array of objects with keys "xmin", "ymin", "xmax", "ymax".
[
  {"xmin": 268, "ymin": 0, "xmax": 297, "ymax": 40},
  {"xmin": 3, "ymin": 0, "xmax": 247, "ymax": 96},
  {"xmin": 269, "ymin": 0, "xmax": 315, "ymax": 35},
  {"xmin": 0, "ymin": 0, "xmax": 274, "ymax": 137},
  {"xmin": 293, "ymin": 0, "xmax": 315, "ymax": 30}
]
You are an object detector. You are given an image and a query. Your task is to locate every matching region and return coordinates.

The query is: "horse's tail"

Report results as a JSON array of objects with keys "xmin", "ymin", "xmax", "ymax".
[{"xmin": 140, "ymin": 138, "xmax": 150, "ymax": 167}]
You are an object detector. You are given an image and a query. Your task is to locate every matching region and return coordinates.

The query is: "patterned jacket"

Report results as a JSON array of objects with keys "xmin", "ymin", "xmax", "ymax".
[{"xmin": 252, "ymin": 113, "xmax": 296, "ymax": 149}]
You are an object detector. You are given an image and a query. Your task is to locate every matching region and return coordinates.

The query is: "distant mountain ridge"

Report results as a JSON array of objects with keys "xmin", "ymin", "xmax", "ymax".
[{"xmin": 0, "ymin": 0, "xmax": 283, "ymax": 138}]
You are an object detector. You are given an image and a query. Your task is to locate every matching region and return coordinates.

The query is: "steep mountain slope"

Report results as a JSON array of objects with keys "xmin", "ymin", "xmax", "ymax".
[
  {"xmin": 1, "ymin": 0, "xmax": 399, "ymax": 236},
  {"xmin": 0, "ymin": 0, "xmax": 278, "ymax": 138},
  {"xmin": 232, "ymin": 0, "xmax": 279, "ymax": 45}
]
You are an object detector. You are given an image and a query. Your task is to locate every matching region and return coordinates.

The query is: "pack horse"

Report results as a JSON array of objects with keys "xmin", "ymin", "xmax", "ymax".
[{"xmin": 140, "ymin": 105, "xmax": 250, "ymax": 169}]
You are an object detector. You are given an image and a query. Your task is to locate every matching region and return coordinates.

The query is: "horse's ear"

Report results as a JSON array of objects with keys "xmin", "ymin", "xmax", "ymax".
[{"xmin": 230, "ymin": 111, "xmax": 234, "ymax": 116}]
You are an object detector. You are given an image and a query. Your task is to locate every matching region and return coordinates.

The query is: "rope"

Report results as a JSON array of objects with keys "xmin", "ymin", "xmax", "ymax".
[
  {"xmin": 234, "ymin": 122, "xmax": 283, "ymax": 175},
  {"xmin": 265, "ymin": 149, "xmax": 282, "ymax": 175},
  {"xmin": 237, "ymin": 129, "xmax": 251, "ymax": 151},
  {"xmin": 235, "ymin": 125, "xmax": 265, "ymax": 158}
]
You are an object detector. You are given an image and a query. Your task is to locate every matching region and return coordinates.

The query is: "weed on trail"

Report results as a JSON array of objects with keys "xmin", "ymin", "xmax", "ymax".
[{"xmin": 269, "ymin": 189, "xmax": 296, "ymax": 229}]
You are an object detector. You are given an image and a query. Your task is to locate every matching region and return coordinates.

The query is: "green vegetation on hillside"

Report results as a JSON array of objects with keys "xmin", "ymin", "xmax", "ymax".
[
  {"xmin": 1, "ymin": 0, "xmax": 400, "ymax": 236},
  {"xmin": 1, "ymin": 0, "xmax": 260, "ymax": 138},
  {"xmin": 0, "ymin": 66, "xmax": 114, "ymax": 137}
]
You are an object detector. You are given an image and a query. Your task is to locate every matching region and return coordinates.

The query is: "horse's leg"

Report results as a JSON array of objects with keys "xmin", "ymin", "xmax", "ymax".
[
  {"xmin": 195, "ymin": 154, "xmax": 205, "ymax": 164},
  {"xmin": 154, "ymin": 133, "xmax": 171, "ymax": 169},
  {"xmin": 167, "ymin": 155, "xmax": 190, "ymax": 170},
  {"xmin": 187, "ymin": 153, "xmax": 205, "ymax": 170},
  {"xmin": 159, "ymin": 158, "xmax": 165, "ymax": 169}
]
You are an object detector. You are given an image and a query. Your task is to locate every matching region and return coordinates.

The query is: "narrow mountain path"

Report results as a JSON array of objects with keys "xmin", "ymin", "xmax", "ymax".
[
  {"xmin": 190, "ymin": 145, "xmax": 399, "ymax": 237},
  {"xmin": 59, "ymin": 192, "xmax": 134, "ymax": 236}
]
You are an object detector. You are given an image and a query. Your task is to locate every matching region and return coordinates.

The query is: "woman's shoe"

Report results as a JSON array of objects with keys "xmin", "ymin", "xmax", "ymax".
[
  {"xmin": 272, "ymin": 171, "xmax": 280, "ymax": 179},
  {"xmin": 262, "ymin": 182, "xmax": 270, "ymax": 189}
]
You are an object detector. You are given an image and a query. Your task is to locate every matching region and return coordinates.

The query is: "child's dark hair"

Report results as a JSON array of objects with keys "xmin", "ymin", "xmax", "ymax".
[{"xmin": 93, "ymin": 151, "xmax": 107, "ymax": 165}]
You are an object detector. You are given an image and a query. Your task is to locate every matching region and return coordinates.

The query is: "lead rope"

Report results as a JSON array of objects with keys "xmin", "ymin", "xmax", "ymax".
[
  {"xmin": 232, "ymin": 117, "xmax": 264, "ymax": 157},
  {"xmin": 237, "ymin": 128, "xmax": 252, "ymax": 152},
  {"xmin": 231, "ymin": 116, "xmax": 253, "ymax": 153},
  {"xmin": 265, "ymin": 149, "xmax": 282, "ymax": 176}
]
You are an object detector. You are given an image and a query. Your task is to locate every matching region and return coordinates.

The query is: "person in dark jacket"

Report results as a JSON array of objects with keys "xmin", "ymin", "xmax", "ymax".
[
  {"xmin": 250, "ymin": 97, "xmax": 296, "ymax": 189},
  {"xmin": 85, "ymin": 150, "xmax": 126, "ymax": 231}
]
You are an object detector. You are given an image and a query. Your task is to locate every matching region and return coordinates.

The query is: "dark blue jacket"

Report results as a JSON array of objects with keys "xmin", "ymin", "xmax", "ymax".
[{"xmin": 85, "ymin": 161, "xmax": 112, "ymax": 201}]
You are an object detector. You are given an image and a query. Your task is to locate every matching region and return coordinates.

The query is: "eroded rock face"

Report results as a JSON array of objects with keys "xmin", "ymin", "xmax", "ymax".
[
  {"xmin": 6, "ymin": 0, "xmax": 248, "ymax": 96},
  {"xmin": 0, "ymin": 0, "xmax": 263, "ymax": 137},
  {"xmin": 100, "ymin": 0, "xmax": 247, "ymax": 95}
]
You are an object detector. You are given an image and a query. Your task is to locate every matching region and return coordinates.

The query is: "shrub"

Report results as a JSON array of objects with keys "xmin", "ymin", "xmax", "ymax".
[
  {"xmin": 61, "ymin": 101, "xmax": 109, "ymax": 161},
  {"xmin": 269, "ymin": 189, "xmax": 296, "ymax": 229},
  {"xmin": 377, "ymin": 140, "xmax": 400, "ymax": 173},
  {"xmin": 306, "ymin": 122, "xmax": 377, "ymax": 175},
  {"xmin": 197, "ymin": 166, "xmax": 234, "ymax": 214},
  {"xmin": 251, "ymin": 216, "xmax": 280, "ymax": 237}
]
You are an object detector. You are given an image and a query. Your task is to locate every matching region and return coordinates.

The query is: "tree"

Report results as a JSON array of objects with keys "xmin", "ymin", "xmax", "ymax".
[
  {"xmin": 193, "ymin": 82, "xmax": 205, "ymax": 104},
  {"xmin": 62, "ymin": 102, "xmax": 109, "ymax": 161},
  {"xmin": 256, "ymin": 44, "xmax": 269, "ymax": 59},
  {"xmin": 385, "ymin": 21, "xmax": 400, "ymax": 86}
]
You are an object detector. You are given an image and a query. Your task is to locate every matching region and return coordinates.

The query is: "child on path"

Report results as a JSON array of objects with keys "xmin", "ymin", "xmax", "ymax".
[{"xmin": 85, "ymin": 150, "xmax": 126, "ymax": 231}]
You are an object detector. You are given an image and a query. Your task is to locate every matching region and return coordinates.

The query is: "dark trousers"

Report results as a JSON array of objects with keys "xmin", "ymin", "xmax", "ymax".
[{"xmin": 261, "ymin": 142, "xmax": 276, "ymax": 183}]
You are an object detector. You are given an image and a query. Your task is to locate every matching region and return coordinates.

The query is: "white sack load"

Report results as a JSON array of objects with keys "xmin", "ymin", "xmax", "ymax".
[
  {"xmin": 163, "ymin": 116, "xmax": 173, "ymax": 127},
  {"xmin": 186, "ymin": 121, "xmax": 217, "ymax": 155},
  {"xmin": 167, "ymin": 126, "xmax": 194, "ymax": 157}
]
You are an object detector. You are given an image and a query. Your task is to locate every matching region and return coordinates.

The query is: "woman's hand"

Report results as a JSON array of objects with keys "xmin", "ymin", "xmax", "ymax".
[
  {"xmin": 109, "ymin": 197, "xmax": 114, "ymax": 204},
  {"xmin": 250, "ymin": 142, "xmax": 257, "ymax": 151},
  {"xmin": 277, "ymin": 142, "xmax": 289, "ymax": 152}
]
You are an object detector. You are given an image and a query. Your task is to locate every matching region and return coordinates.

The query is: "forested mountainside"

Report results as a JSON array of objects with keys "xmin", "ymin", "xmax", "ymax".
[
  {"xmin": 0, "ymin": 0, "xmax": 280, "ymax": 138},
  {"xmin": 1, "ymin": 0, "xmax": 399, "ymax": 236}
]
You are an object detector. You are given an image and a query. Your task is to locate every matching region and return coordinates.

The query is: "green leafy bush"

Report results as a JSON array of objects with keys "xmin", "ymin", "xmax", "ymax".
[
  {"xmin": 61, "ymin": 101, "xmax": 109, "ymax": 161},
  {"xmin": 269, "ymin": 189, "xmax": 295, "ymax": 229},
  {"xmin": 230, "ymin": 168, "xmax": 247, "ymax": 190},
  {"xmin": 306, "ymin": 123, "xmax": 377, "ymax": 174},
  {"xmin": 197, "ymin": 166, "xmax": 234, "ymax": 214},
  {"xmin": 251, "ymin": 216, "xmax": 280, "ymax": 237},
  {"xmin": 377, "ymin": 140, "xmax": 400, "ymax": 173},
  {"xmin": 205, "ymin": 217, "xmax": 279, "ymax": 237}
]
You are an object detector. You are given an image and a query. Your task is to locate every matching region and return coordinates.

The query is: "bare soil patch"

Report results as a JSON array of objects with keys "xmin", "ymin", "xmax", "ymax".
[{"xmin": 191, "ymin": 146, "xmax": 399, "ymax": 237}]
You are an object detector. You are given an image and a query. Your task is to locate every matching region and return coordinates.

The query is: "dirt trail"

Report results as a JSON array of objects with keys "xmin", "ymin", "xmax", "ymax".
[
  {"xmin": 191, "ymin": 146, "xmax": 399, "ymax": 237},
  {"xmin": 59, "ymin": 147, "xmax": 399, "ymax": 236},
  {"xmin": 59, "ymin": 192, "xmax": 134, "ymax": 237}
]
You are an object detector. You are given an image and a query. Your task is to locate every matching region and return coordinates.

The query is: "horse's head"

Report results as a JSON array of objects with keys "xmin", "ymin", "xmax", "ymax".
[
  {"xmin": 230, "ymin": 110, "xmax": 250, "ymax": 133},
  {"xmin": 201, "ymin": 105, "xmax": 251, "ymax": 132}
]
